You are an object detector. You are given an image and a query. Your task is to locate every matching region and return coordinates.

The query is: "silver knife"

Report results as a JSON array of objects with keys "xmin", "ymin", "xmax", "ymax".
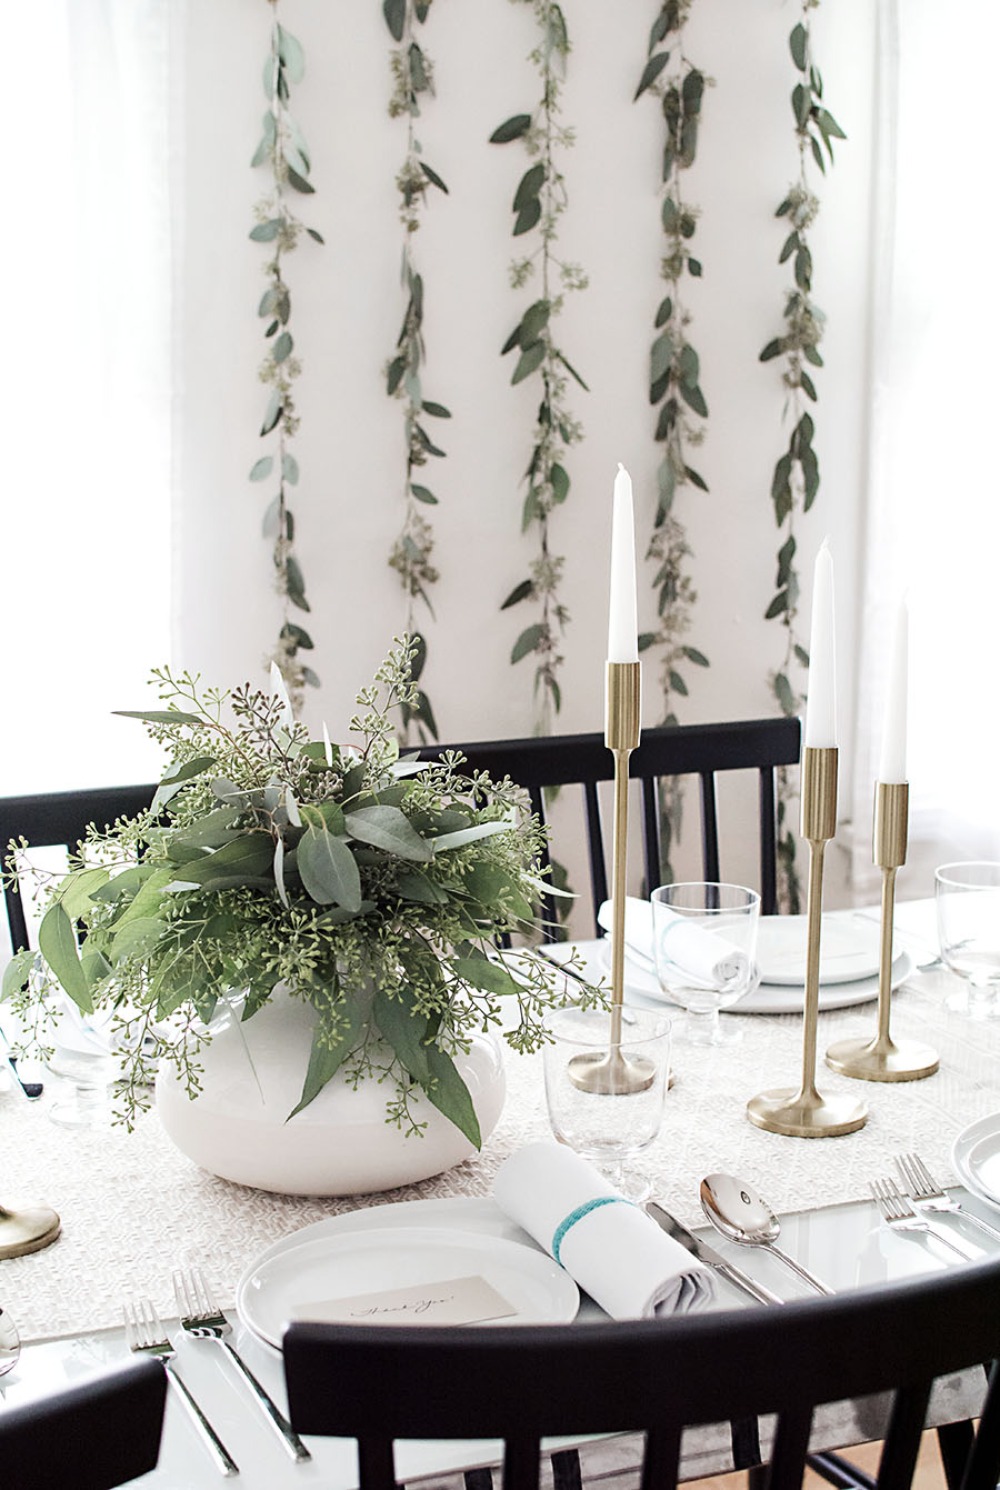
[{"xmin": 646, "ymin": 1202, "xmax": 784, "ymax": 1307}]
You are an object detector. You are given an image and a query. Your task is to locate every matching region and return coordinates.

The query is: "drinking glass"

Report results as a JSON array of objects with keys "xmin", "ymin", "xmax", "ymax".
[
  {"xmin": 651, "ymin": 882, "xmax": 761, "ymax": 1046},
  {"xmin": 542, "ymin": 1005, "xmax": 671, "ymax": 1203},
  {"xmin": 935, "ymin": 862, "xmax": 1000, "ymax": 1018}
]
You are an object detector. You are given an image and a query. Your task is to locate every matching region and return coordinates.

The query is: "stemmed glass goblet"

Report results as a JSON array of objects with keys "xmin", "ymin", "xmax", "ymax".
[
  {"xmin": 935, "ymin": 862, "xmax": 1000, "ymax": 1018},
  {"xmin": 542, "ymin": 1005, "xmax": 671, "ymax": 1204},
  {"xmin": 651, "ymin": 882, "xmax": 761, "ymax": 1046}
]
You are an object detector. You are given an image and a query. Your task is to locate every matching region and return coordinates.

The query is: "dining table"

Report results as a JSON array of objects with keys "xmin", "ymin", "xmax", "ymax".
[{"xmin": 3, "ymin": 896, "xmax": 1000, "ymax": 1489}]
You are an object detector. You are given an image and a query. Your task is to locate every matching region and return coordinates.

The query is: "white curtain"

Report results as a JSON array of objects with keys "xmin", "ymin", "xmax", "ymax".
[
  {"xmin": 852, "ymin": 0, "xmax": 1000, "ymax": 894},
  {"xmin": 4, "ymin": 1, "xmax": 173, "ymax": 794}
]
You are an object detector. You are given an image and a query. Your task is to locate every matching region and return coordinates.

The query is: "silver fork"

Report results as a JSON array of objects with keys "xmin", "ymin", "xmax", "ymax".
[
  {"xmin": 124, "ymin": 1297, "xmax": 239, "ymax": 1477},
  {"xmin": 895, "ymin": 1152, "xmax": 1000, "ymax": 1244},
  {"xmin": 869, "ymin": 1178, "xmax": 979, "ymax": 1261},
  {"xmin": 173, "ymin": 1266, "xmax": 310, "ymax": 1463}
]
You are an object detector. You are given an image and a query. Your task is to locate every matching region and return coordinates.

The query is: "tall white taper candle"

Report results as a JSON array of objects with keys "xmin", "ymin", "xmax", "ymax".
[
  {"xmin": 608, "ymin": 464, "xmax": 638, "ymax": 664},
  {"xmin": 804, "ymin": 540, "xmax": 837, "ymax": 748}
]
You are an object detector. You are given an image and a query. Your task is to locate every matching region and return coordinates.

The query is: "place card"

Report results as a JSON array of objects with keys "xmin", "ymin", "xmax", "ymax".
[{"xmin": 290, "ymin": 1273, "xmax": 519, "ymax": 1326}]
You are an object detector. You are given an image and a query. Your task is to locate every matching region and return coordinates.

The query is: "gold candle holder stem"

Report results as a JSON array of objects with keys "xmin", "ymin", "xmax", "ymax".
[
  {"xmin": 747, "ymin": 746, "xmax": 868, "ymax": 1137},
  {"xmin": 796, "ymin": 835, "xmax": 827, "ymax": 1105},
  {"xmin": 874, "ymin": 863, "xmax": 898, "ymax": 1049},
  {"xmin": 826, "ymin": 781, "xmax": 938, "ymax": 1082},
  {"xmin": 569, "ymin": 663, "xmax": 654, "ymax": 1096}
]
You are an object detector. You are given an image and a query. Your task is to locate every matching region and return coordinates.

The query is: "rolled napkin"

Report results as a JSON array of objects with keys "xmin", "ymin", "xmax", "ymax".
[
  {"xmin": 599, "ymin": 895, "xmax": 748, "ymax": 990},
  {"xmin": 493, "ymin": 1142, "xmax": 714, "ymax": 1318}
]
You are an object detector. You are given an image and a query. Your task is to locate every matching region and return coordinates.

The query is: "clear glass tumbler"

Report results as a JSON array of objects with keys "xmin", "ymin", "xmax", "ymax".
[
  {"xmin": 542, "ymin": 1005, "xmax": 671, "ymax": 1203},
  {"xmin": 935, "ymin": 862, "xmax": 1000, "ymax": 1018}
]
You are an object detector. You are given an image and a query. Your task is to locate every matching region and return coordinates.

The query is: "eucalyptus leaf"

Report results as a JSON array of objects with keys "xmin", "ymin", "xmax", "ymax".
[
  {"xmin": 249, "ymin": 456, "xmax": 274, "ymax": 482},
  {"xmin": 55, "ymin": 866, "xmax": 112, "ymax": 920},
  {"xmin": 345, "ymin": 806, "xmax": 432, "ymax": 863},
  {"xmin": 277, "ymin": 24, "xmax": 305, "ymax": 83},
  {"xmin": 512, "ymin": 342, "xmax": 546, "ymax": 385},
  {"xmin": 514, "ymin": 164, "xmax": 546, "ymax": 213},
  {"xmin": 38, "ymin": 903, "xmax": 91, "ymax": 1012},
  {"xmin": 501, "ymin": 578, "xmax": 534, "ymax": 610},
  {"xmin": 298, "ymin": 823, "xmax": 362, "ymax": 910},
  {"xmin": 489, "ymin": 114, "xmax": 532, "ymax": 144},
  {"xmin": 113, "ymin": 709, "xmax": 203, "ymax": 725},
  {"xmin": 287, "ymin": 999, "xmax": 365, "ymax": 1119},
  {"xmin": 790, "ymin": 22, "xmax": 808, "ymax": 71},
  {"xmin": 396, "ymin": 869, "xmax": 449, "ymax": 905},
  {"xmin": 511, "ymin": 622, "xmax": 545, "ymax": 664},
  {"xmin": 1, "ymin": 949, "xmax": 33, "ymax": 1002},
  {"xmin": 260, "ymin": 391, "xmax": 283, "ymax": 436},
  {"xmin": 170, "ymin": 834, "xmax": 274, "ymax": 887},
  {"xmin": 432, "ymin": 820, "xmax": 514, "ymax": 852},
  {"xmin": 554, "ymin": 349, "xmax": 589, "ymax": 390},
  {"xmin": 513, "ymin": 198, "xmax": 542, "ymax": 237},
  {"xmin": 110, "ymin": 916, "xmax": 164, "ymax": 965},
  {"xmin": 634, "ymin": 50, "xmax": 670, "ymax": 101}
]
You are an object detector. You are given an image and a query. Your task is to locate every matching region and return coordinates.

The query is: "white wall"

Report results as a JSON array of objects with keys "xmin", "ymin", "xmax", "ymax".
[{"xmin": 171, "ymin": 0, "xmax": 876, "ymax": 899}]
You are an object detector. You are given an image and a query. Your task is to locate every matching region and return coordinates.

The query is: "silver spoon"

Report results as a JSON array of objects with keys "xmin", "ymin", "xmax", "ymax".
[
  {"xmin": 700, "ymin": 1172, "xmax": 834, "ymax": 1295},
  {"xmin": 0, "ymin": 1305, "xmax": 21, "ymax": 1382}
]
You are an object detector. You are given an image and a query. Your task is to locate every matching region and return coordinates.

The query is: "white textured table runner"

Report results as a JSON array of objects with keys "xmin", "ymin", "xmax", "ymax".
[{"xmin": 3, "ymin": 954, "xmax": 1000, "ymax": 1341}]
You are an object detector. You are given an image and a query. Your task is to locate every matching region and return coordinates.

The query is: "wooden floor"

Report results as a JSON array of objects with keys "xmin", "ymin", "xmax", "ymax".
[{"xmin": 685, "ymin": 1432, "xmax": 947, "ymax": 1490}]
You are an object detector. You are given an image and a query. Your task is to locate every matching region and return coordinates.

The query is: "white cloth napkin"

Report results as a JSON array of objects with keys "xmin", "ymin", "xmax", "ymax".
[
  {"xmin": 493, "ymin": 1142, "xmax": 714, "ymax": 1318},
  {"xmin": 599, "ymin": 895, "xmax": 748, "ymax": 989}
]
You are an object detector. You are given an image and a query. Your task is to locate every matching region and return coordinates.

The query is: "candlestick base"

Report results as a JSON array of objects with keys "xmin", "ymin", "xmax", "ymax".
[
  {"xmin": 568, "ymin": 1048, "xmax": 656, "ymax": 1095},
  {"xmin": 0, "ymin": 1201, "xmax": 61, "ymax": 1260},
  {"xmin": 746, "ymin": 1086, "xmax": 868, "ymax": 1138},
  {"xmin": 825, "ymin": 1033, "xmax": 938, "ymax": 1083}
]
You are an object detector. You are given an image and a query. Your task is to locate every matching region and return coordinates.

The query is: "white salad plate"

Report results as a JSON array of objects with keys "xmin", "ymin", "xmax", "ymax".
[
  {"xmin": 236, "ymin": 1210, "xmax": 580, "ymax": 1349},
  {"xmin": 599, "ymin": 940, "xmax": 911, "ymax": 1015},
  {"xmin": 952, "ymin": 1113, "xmax": 1000, "ymax": 1211},
  {"xmin": 753, "ymin": 914, "xmax": 883, "ymax": 986}
]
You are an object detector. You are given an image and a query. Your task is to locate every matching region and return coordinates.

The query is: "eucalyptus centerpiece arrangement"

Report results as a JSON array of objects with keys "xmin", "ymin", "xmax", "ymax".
[{"xmin": 3, "ymin": 642, "xmax": 577, "ymax": 1190}]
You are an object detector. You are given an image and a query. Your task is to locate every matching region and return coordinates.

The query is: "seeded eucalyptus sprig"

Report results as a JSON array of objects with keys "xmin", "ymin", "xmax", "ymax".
[
  {"xmin": 248, "ymin": 7, "xmax": 324, "ymax": 713},
  {"xmin": 383, "ymin": 0, "xmax": 449, "ymax": 746},
  {"xmin": 492, "ymin": 0, "xmax": 588, "ymax": 732},
  {"xmin": 635, "ymin": 0, "xmax": 711, "ymax": 881},
  {"xmin": 760, "ymin": 0, "xmax": 845, "ymax": 912},
  {"xmin": 2, "ymin": 640, "xmax": 583, "ymax": 1139}
]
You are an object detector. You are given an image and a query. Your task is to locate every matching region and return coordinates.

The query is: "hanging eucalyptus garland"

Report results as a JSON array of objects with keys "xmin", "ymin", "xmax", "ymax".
[
  {"xmin": 383, "ymin": 0, "xmax": 449, "ymax": 745},
  {"xmin": 492, "ymin": 0, "xmax": 588, "ymax": 733},
  {"xmin": 760, "ymin": 0, "xmax": 845, "ymax": 912},
  {"xmin": 635, "ymin": 0, "xmax": 710, "ymax": 881},
  {"xmin": 248, "ymin": 7, "xmax": 323, "ymax": 712}
]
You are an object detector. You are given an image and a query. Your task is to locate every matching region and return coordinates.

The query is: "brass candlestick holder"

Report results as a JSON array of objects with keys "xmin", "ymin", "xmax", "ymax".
[
  {"xmin": 826, "ymin": 781, "xmax": 938, "ymax": 1081},
  {"xmin": 747, "ymin": 746, "xmax": 868, "ymax": 1137},
  {"xmin": 0, "ymin": 1200, "xmax": 61, "ymax": 1260},
  {"xmin": 569, "ymin": 661, "xmax": 654, "ymax": 1095}
]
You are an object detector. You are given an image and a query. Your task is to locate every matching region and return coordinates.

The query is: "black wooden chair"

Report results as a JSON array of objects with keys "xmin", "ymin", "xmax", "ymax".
[
  {"xmin": 423, "ymin": 717, "xmax": 801, "ymax": 933},
  {"xmin": 0, "ymin": 785, "xmax": 156, "ymax": 952},
  {"xmin": 284, "ymin": 1256, "xmax": 1000, "ymax": 1490},
  {"xmin": 0, "ymin": 1356, "xmax": 166, "ymax": 1490}
]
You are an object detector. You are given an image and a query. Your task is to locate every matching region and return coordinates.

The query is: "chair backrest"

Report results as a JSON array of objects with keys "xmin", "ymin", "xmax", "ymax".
[
  {"xmin": 0, "ymin": 785, "xmax": 156, "ymax": 952},
  {"xmin": 422, "ymin": 717, "xmax": 801, "ymax": 932},
  {"xmin": 0, "ymin": 1356, "xmax": 166, "ymax": 1490},
  {"xmin": 284, "ymin": 1257, "xmax": 1000, "ymax": 1490}
]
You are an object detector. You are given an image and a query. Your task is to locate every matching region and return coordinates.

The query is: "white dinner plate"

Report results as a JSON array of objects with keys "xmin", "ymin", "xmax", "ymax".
[
  {"xmin": 598, "ymin": 940, "xmax": 911, "ymax": 1015},
  {"xmin": 236, "ymin": 1222, "xmax": 580, "ymax": 1349},
  {"xmin": 952, "ymin": 1113, "xmax": 1000, "ymax": 1211}
]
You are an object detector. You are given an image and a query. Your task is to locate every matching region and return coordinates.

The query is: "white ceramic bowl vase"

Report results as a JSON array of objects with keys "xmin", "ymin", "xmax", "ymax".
[{"xmin": 155, "ymin": 989, "xmax": 505, "ymax": 1196}]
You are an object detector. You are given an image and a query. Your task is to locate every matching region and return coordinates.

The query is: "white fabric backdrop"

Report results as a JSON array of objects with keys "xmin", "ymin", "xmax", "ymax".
[
  {"xmin": 5, "ymin": 1, "xmax": 172, "ymax": 795},
  {"xmin": 852, "ymin": 0, "xmax": 1000, "ymax": 893}
]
